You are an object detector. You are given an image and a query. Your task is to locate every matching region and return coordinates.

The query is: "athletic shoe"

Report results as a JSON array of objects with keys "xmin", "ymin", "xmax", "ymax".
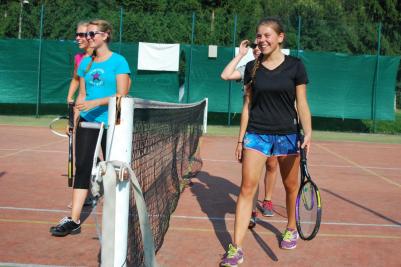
[
  {"xmin": 220, "ymin": 244, "xmax": 244, "ymax": 267},
  {"xmin": 260, "ymin": 200, "xmax": 274, "ymax": 217},
  {"xmin": 280, "ymin": 228, "xmax": 299, "ymax": 250},
  {"xmin": 248, "ymin": 211, "xmax": 257, "ymax": 229},
  {"xmin": 50, "ymin": 216, "xmax": 81, "ymax": 237}
]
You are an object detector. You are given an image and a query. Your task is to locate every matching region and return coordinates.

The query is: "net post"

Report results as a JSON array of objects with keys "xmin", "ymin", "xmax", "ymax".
[
  {"xmin": 203, "ymin": 98, "xmax": 208, "ymax": 134},
  {"xmin": 103, "ymin": 96, "xmax": 134, "ymax": 267}
]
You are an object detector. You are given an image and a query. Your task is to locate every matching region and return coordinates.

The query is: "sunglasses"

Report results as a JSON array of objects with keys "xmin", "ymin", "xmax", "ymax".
[
  {"xmin": 248, "ymin": 43, "xmax": 258, "ymax": 49},
  {"xmin": 75, "ymin": 32, "xmax": 86, "ymax": 38},
  {"xmin": 86, "ymin": 31, "xmax": 104, "ymax": 39}
]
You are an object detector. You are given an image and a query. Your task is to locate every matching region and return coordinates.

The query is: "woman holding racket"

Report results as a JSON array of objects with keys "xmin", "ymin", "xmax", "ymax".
[
  {"xmin": 221, "ymin": 40, "xmax": 279, "ymax": 228},
  {"xmin": 65, "ymin": 21, "xmax": 94, "ymax": 208},
  {"xmin": 50, "ymin": 19, "xmax": 131, "ymax": 237},
  {"xmin": 220, "ymin": 17, "xmax": 312, "ymax": 266}
]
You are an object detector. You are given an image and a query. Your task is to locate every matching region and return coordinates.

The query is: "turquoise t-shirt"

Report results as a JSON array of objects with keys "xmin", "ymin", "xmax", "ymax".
[{"xmin": 77, "ymin": 52, "xmax": 130, "ymax": 126}]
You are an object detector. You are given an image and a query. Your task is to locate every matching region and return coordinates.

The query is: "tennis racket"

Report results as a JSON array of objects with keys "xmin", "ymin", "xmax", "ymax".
[
  {"xmin": 67, "ymin": 102, "xmax": 74, "ymax": 187},
  {"xmin": 295, "ymin": 135, "xmax": 322, "ymax": 240},
  {"xmin": 48, "ymin": 102, "xmax": 75, "ymax": 187}
]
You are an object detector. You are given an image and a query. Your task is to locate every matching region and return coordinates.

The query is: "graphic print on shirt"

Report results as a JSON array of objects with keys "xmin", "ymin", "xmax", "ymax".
[{"xmin": 89, "ymin": 68, "xmax": 105, "ymax": 86}]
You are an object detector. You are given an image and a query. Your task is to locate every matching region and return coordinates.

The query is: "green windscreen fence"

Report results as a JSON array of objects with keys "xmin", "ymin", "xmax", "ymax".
[
  {"xmin": 298, "ymin": 51, "xmax": 400, "ymax": 120},
  {"xmin": 0, "ymin": 39, "xmax": 399, "ymax": 120}
]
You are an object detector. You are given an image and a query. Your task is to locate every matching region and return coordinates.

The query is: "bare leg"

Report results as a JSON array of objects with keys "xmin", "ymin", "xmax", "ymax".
[
  {"xmin": 278, "ymin": 155, "xmax": 300, "ymax": 229},
  {"xmin": 264, "ymin": 157, "xmax": 278, "ymax": 201},
  {"xmin": 71, "ymin": 188, "xmax": 88, "ymax": 222},
  {"xmin": 233, "ymin": 149, "xmax": 266, "ymax": 246}
]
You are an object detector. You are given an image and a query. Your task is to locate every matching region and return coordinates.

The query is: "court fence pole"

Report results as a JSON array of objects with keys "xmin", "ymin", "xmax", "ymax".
[
  {"xmin": 118, "ymin": 6, "xmax": 123, "ymax": 53},
  {"xmin": 371, "ymin": 22, "xmax": 382, "ymax": 133},
  {"xmin": 35, "ymin": 4, "xmax": 44, "ymax": 118},
  {"xmin": 187, "ymin": 12, "xmax": 196, "ymax": 103},
  {"xmin": 296, "ymin": 15, "xmax": 301, "ymax": 57},
  {"xmin": 227, "ymin": 14, "xmax": 237, "ymax": 126}
]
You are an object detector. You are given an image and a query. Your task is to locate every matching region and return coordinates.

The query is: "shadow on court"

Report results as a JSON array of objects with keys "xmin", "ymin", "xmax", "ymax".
[
  {"xmin": 190, "ymin": 171, "xmax": 237, "ymax": 249},
  {"xmin": 190, "ymin": 170, "xmax": 281, "ymax": 261},
  {"xmin": 250, "ymin": 228, "xmax": 278, "ymax": 262},
  {"xmin": 322, "ymin": 188, "xmax": 401, "ymax": 226}
]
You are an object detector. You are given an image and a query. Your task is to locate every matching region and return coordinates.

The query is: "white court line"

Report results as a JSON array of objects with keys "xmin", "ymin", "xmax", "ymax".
[
  {"xmin": 202, "ymin": 158, "xmax": 401, "ymax": 171},
  {"xmin": 316, "ymin": 143, "xmax": 401, "ymax": 188},
  {"xmin": 172, "ymin": 215, "xmax": 401, "ymax": 228},
  {"xmin": 0, "ymin": 263, "xmax": 71, "ymax": 267},
  {"xmin": 0, "ymin": 148, "xmax": 66, "ymax": 154},
  {"xmin": 1, "ymin": 206, "xmax": 400, "ymax": 229},
  {"xmin": 0, "ymin": 140, "xmax": 65, "ymax": 159},
  {"xmin": 0, "ymin": 206, "xmax": 99, "ymax": 215}
]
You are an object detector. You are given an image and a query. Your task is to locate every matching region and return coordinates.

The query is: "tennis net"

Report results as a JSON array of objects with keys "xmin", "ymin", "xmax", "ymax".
[{"xmin": 126, "ymin": 98, "xmax": 207, "ymax": 266}]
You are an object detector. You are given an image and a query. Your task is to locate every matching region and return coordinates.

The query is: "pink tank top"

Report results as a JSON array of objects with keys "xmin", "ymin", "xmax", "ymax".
[{"xmin": 74, "ymin": 53, "xmax": 86, "ymax": 68}]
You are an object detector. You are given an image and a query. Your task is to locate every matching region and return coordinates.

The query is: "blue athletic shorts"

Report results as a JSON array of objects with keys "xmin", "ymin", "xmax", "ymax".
[{"xmin": 243, "ymin": 132, "xmax": 300, "ymax": 157}]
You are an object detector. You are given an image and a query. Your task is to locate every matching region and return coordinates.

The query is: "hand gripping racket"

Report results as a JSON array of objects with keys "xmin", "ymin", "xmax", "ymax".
[
  {"xmin": 48, "ymin": 102, "xmax": 75, "ymax": 187},
  {"xmin": 295, "ymin": 135, "xmax": 322, "ymax": 240}
]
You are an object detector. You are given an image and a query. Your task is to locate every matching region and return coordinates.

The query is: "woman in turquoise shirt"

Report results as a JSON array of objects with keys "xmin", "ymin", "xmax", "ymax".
[{"xmin": 50, "ymin": 19, "xmax": 131, "ymax": 237}]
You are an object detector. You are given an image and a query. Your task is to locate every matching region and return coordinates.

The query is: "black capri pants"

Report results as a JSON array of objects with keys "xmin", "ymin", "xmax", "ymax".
[{"xmin": 74, "ymin": 118, "xmax": 107, "ymax": 189}]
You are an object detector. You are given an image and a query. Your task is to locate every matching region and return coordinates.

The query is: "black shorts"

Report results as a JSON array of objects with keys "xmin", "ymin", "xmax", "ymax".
[{"xmin": 74, "ymin": 118, "xmax": 107, "ymax": 189}]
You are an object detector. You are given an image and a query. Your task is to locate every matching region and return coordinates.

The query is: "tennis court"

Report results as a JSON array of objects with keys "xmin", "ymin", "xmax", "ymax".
[{"xmin": 0, "ymin": 124, "xmax": 400, "ymax": 266}]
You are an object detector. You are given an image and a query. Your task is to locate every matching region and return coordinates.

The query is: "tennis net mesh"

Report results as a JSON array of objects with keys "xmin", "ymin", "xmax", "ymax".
[{"xmin": 126, "ymin": 98, "xmax": 206, "ymax": 266}]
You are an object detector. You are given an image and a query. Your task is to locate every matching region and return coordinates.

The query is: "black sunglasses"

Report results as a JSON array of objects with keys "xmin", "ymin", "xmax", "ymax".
[
  {"xmin": 86, "ymin": 31, "xmax": 104, "ymax": 38},
  {"xmin": 75, "ymin": 32, "xmax": 86, "ymax": 38},
  {"xmin": 248, "ymin": 43, "xmax": 258, "ymax": 49}
]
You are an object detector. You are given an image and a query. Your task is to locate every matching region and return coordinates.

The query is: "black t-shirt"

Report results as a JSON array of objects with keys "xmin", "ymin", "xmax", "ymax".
[{"xmin": 244, "ymin": 55, "xmax": 308, "ymax": 134}]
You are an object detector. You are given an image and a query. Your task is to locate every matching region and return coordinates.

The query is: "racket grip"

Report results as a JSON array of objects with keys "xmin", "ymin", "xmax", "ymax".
[
  {"xmin": 299, "ymin": 134, "xmax": 307, "ymax": 161},
  {"xmin": 68, "ymin": 161, "xmax": 73, "ymax": 187},
  {"xmin": 68, "ymin": 102, "xmax": 75, "ymax": 129}
]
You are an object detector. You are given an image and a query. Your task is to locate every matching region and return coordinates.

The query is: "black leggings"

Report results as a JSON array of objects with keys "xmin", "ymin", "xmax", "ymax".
[{"xmin": 74, "ymin": 118, "xmax": 107, "ymax": 189}]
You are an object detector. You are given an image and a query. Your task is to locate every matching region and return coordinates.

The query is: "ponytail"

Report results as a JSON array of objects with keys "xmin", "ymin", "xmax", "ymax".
[
  {"xmin": 84, "ymin": 49, "xmax": 97, "ymax": 74},
  {"xmin": 250, "ymin": 53, "xmax": 263, "ymax": 85}
]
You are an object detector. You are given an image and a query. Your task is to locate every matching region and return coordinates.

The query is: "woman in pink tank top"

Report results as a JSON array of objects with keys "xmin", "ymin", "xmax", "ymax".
[{"xmin": 66, "ymin": 21, "xmax": 93, "ymax": 103}]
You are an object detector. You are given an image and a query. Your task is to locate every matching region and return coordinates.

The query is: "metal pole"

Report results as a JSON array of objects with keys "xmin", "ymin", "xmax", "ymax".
[
  {"xmin": 18, "ymin": 0, "xmax": 29, "ymax": 39},
  {"xmin": 228, "ymin": 14, "xmax": 237, "ymax": 126},
  {"xmin": 297, "ymin": 15, "xmax": 301, "ymax": 57},
  {"xmin": 372, "ymin": 22, "xmax": 382, "ymax": 133},
  {"xmin": 35, "ymin": 4, "xmax": 44, "ymax": 118},
  {"xmin": 187, "ymin": 12, "xmax": 195, "ymax": 103},
  {"xmin": 119, "ymin": 7, "xmax": 123, "ymax": 53},
  {"xmin": 18, "ymin": 0, "xmax": 23, "ymax": 39}
]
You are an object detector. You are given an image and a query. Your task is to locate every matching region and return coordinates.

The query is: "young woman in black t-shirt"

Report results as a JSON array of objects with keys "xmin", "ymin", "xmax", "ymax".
[
  {"xmin": 220, "ymin": 17, "xmax": 312, "ymax": 267},
  {"xmin": 221, "ymin": 39, "xmax": 279, "ymax": 229}
]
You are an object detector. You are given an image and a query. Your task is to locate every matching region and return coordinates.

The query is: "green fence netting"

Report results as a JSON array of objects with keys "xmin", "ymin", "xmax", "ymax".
[{"xmin": 0, "ymin": 39, "xmax": 399, "ymax": 120}]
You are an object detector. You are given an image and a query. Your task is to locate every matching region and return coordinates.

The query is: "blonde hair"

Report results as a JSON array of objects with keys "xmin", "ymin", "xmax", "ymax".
[
  {"xmin": 88, "ymin": 19, "xmax": 113, "ymax": 42},
  {"xmin": 250, "ymin": 17, "xmax": 285, "ymax": 85},
  {"xmin": 84, "ymin": 19, "xmax": 113, "ymax": 74},
  {"xmin": 77, "ymin": 21, "xmax": 89, "ymax": 28}
]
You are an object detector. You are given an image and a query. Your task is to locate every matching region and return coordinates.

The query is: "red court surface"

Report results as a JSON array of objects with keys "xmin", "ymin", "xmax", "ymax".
[{"xmin": 0, "ymin": 125, "xmax": 400, "ymax": 266}]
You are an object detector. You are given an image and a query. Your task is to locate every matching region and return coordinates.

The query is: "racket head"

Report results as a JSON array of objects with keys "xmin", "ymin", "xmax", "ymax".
[
  {"xmin": 296, "ymin": 180, "xmax": 322, "ymax": 240},
  {"xmin": 49, "ymin": 116, "xmax": 69, "ymax": 138}
]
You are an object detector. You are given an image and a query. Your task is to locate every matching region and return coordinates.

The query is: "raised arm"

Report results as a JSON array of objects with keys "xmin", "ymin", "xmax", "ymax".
[{"xmin": 221, "ymin": 40, "xmax": 250, "ymax": 81}]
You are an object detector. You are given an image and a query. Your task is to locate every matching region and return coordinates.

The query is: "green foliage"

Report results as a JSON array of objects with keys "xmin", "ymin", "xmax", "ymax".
[{"xmin": 0, "ymin": 0, "xmax": 400, "ymax": 92}]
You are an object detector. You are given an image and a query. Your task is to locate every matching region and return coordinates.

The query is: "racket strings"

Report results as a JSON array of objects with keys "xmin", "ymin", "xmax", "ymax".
[{"xmin": 298, "ymin": 182, "xmax": 319, "ymax": 238}]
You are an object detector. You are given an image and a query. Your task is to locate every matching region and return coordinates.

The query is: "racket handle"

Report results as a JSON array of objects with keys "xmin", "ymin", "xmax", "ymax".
[
  {"xmin": 68, "ymin": 162, "xmax": 73, "ymax": 187},
  {"xmin": 299, "ymin": 134, "xmax": 307, "ymax": 162},
  {"xmin": 68, "ymin": 102, "xmax": 75, "ymax": 129}
]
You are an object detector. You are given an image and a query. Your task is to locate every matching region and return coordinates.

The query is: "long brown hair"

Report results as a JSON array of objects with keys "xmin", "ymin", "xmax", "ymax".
[
  {"xmin": 250, "ymin": 17, "xmax": 285, "ymax": 85},
  {"xmin": 84, "ymin": 19, "xmax": 113, "ymax": 74}
]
